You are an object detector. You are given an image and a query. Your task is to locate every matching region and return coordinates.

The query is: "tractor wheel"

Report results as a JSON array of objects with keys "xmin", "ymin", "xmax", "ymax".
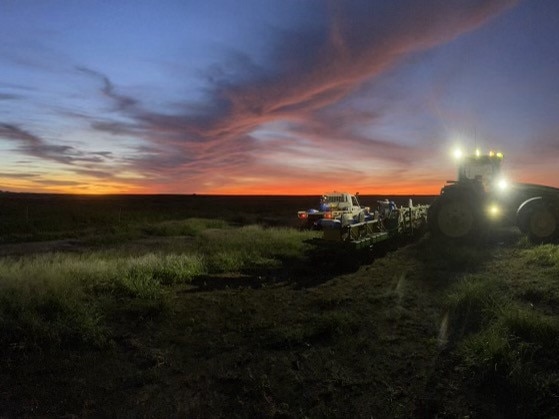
[
  {"xmin": 517, "ymin": 197, "xmax": 538, "ymax": 234},
  {"xmin": 526, "ymin": 201, "xmax": 558, "ymax": 243},
  {"xmin": 429, "ymin": 197, "xmax": 479, "ymax": 240}
]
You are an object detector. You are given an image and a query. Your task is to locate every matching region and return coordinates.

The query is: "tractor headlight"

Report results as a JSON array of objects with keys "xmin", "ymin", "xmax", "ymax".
[
  {"xmin": 488, "ymin": 204, "xmax": 501, "ymax": 218},
  {"xmin": 497, "ymin": 178, "xmax": 508, "ymax": 191}
]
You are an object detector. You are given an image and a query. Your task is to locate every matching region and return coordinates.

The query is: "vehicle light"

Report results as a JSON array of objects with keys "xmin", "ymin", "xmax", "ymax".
[
  {"xmin": 496, "ymin": 152, "xmax": 504, "ymax": 159},
  {"xmin": 489, "ymin": 150, "xmax": 495, "ymax": 157},
  {"xmin": 475, "ymin": 148, "xmax": 481, "ymax": 157},
  {"xmin": 497, "ymin": 178, "xmax": 508, "ymax": 191},
  {"xmin": 452, "ymin": 148, "xmax": 463, "ymax": 160},
  {"xmin": 298, "ymin": 212, "xmax": 308, "ymax": 219},
  {"xmin": 488, "ymin": 204, "xmax": 500, "ymax": 217},
  {"xmin": 323, "ymin": 212, "xmax": 333, "ymax": 219}
]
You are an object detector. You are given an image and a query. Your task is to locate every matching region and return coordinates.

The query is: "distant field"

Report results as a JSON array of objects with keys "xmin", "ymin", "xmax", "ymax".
[
  {"xmin": 0, "ymin": 193, "xmax": 557, "ymax": 417},
  {"xmin": 0, "ymin": 192, "xmax": 436, "ymax": 243}
]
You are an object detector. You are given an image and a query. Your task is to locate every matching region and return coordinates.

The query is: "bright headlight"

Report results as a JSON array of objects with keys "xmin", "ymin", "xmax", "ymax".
[
  {"xmin": 488, "ymin": 204, "xmax": 500, "ymax": 218},
  {"xmin": 497, "ymin": 178, "xmax": 508, "ymax": 191}
]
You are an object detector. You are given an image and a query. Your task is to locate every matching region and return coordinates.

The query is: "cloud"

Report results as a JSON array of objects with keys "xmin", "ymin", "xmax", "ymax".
[
  {"xmin": 76, "ymin": 66, "xmax": 139, "ymax": 112},
  {"xmin": 0, "ymin": 123, "xmax": 113, "ymax": 167},
  {"xmin": 77, "ymin": 0, "xmax": 516, "ymax": 191},
  {"xmin": 0, "ymin": 172, "xmax": 37, "ymax": 178},
  {"xmin": 4, "ymin": 0, "xmax": 518, "ymax": 193},
  {"xmin": 34, "ymin": 179, "xmax": 83, "ymax": 186},
  {"xmin": 0, "ymin": 94, "xmax": 21, "ymax": 100}
]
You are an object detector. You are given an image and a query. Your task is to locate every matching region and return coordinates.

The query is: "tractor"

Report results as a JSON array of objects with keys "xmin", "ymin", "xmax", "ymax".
[{"xmin": 428, "ymin": 150, "xmax": 559, "ymax": 243}]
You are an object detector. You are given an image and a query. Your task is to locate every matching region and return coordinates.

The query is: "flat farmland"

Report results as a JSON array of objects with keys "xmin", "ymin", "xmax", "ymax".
[{"xmin": 0, "ymin": 193, "xmax": 558, "ymax": 417}]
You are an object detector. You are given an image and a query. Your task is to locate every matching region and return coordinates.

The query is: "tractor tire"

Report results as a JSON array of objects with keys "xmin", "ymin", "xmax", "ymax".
[
  {"xmin": 525, "ymin": 201, "xmax": 558, "ymax": 243},
  {"xmin": 428, "ymin": 196, "xmax": 480, "ymax": 241},
  {"xmin": 516, "ymin": 197, "xmax": 539, "ymax": 235}
]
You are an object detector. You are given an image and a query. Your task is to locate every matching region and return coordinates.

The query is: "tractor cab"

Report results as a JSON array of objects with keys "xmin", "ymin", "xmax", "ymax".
[{"xmin": 457, "ymin": 151, "xmax": 504, "ymax": 192}]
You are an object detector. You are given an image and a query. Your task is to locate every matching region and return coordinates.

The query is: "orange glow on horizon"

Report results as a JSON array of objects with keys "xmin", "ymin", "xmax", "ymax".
[
  {"xmin": 0, "ymin": 178, "xmax": 148, "ymax": 195},
  {"xmin": 1, "ymin": 179, "xmax": 441, "ymax": 196},
  {"xmin": 204, "ymin": 181, "xmax": 441, "ymax": 196}
]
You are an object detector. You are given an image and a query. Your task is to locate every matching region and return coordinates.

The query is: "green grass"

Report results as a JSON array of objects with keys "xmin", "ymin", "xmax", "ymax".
[
  {"xmin": 524, "ymin": 243, "xmax": 559, "ymax": 267},
  {"xmin": 1, "ymin": 194, "xmax": 558, "ymax": 417},
  {"xmin": 0, "ymin": 194, "xmax": 319, "ymax": 243},
  {"xmin": 445, "ymin": 242, "xmax": 559, "ymax": 417},
  {"xmin": 446, "ymin": 275, "xmax": 502, "ymax": 339},
  {"xmin": 0, "ymin": 220, "xmax": 318, "ymax": 351}
]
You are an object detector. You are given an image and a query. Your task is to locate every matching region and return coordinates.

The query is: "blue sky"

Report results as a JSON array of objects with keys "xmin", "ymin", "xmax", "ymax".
[{"xmin": 1, "ymin": 0, "xmax": 557, "ymax": 194}]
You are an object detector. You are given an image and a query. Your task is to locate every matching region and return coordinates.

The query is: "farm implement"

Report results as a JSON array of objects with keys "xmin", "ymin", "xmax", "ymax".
[{"xmin": 309, "ymin": 198, "xmax": 429, "ymax": 251}]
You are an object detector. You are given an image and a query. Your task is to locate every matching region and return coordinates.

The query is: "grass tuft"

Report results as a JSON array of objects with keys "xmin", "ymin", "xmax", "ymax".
[
  {"xmin": 524, "ymin": 244, "xmax": 559, "ymax": 267},
  {"xmin": 446, "ymin": 275, "xmax": 501, "ymax": 340}
]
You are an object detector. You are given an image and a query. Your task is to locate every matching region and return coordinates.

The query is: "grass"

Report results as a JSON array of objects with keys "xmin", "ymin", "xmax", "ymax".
[
  {"xmin": 0, "ymin": 194, "xmax": 320, "ymax": 243},
  {"xmin": 1, "ymin": 194, "xmax": 558, "ymax": 416},
  {"xmin": 524, "ymin": 243, "xmax": 559, "ymax": 267},
  {"xmin": 0, "ymin": 219, "xmax": 318, "ymax": 352},
  {"xmin": 444, "ymin": 241, "xmax": 559, "ymax": 417}
]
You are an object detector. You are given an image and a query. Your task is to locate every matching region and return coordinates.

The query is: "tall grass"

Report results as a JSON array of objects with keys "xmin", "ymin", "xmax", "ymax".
[
  {"xmin": 0, "ymin": 257, "xmax": 107, "ymax": 350},
  {"xmin": 199, "ymin": 225, "xmax": 312, "ymax": 272},
  {"xmin": 0, "ymin": 221, "xmax": 317, "ymax": 351}
]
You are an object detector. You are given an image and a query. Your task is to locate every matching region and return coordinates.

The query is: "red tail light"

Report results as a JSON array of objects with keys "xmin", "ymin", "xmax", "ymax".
[
  {"xmin": 323, "ymin": 212, "xmax": 333, "ymax": 219},
  {"xmin": 298, "ymin": 212, "xmax": 308, "ymax": 219}
]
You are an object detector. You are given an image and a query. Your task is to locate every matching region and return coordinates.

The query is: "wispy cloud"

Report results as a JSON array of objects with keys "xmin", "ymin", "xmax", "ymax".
[
  {"xmin": 74, "ymin": 0, "xmax": 517, "ymax": 192},
  {"xmin": 0, "ymin": 93, "xmax": 21, "ymax": 100},
  {"xmin": 0, "ymin": 123, "xmax": 114, "ymax": 166},
  {"xmin": 76, "ymin": 66, "xmax": 139, "ymax": 112},
  {"xmin": 0, "ymin": 172, "xmax": 37, "ymax": 178},
  {"xmin": 1, "ymin": 0, "xmax": 520, "ymax": 193}
]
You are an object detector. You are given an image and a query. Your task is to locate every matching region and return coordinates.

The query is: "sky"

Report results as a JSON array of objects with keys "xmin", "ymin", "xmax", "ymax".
[{"xmin": 1, "ymin": 0, "xmax": 558, "ymax": 195}]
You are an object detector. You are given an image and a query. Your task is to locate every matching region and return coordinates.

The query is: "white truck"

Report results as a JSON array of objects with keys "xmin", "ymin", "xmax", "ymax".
[{"xmin": 297, "ymin": 192, "xmax": 369, "ymax": 229}]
